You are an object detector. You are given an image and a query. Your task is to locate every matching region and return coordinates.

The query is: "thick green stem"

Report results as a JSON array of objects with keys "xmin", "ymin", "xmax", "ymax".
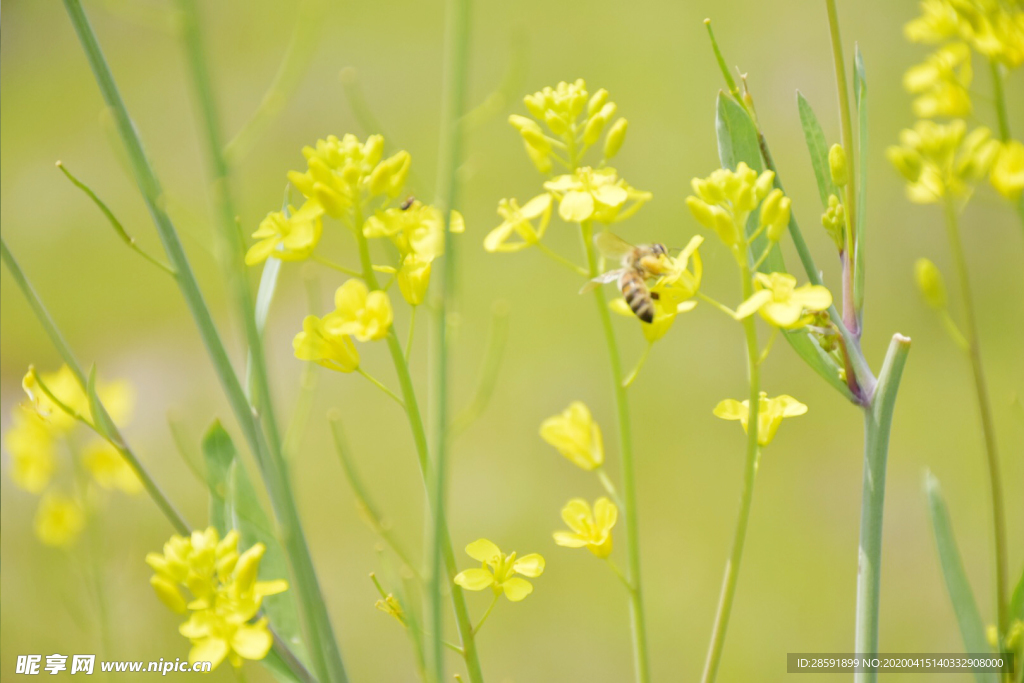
[
  {"xmin": 430, "ymin": 0, "xmax": 472, "ymax": 680},
  {"xmin": 700, "ymin": 263, "xmax": 761, "ymax": 683},
  {"xmin": 943, "ymin": 198, "xmax": 1009, "ymax": 638},
  {"xmin": 581, "ymin": 221, "xmax": 650, "ymax": 683},
  {"xmin": 352, "ymin": 218, "xmax": 484, "ymax": 683},
  {"xmin": 855, "ymin": 334, "xmax": 910, "ymax": 682},
  {"xmin": 60, "ymin": 3, "xmax": 345, "ymax": 680},
  {"xmin": 825, "ymin": 0, "xmax": 859, "ymax": 337}
]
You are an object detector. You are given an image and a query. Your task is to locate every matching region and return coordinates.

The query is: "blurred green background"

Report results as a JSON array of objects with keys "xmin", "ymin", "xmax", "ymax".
[{"xmin": 2, "ymin": 0, "xmax": 1022, "ymax": 680}]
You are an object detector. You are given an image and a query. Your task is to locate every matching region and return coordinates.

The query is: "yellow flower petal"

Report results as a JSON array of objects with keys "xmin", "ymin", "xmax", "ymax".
[
  {"xmin": 558, "ymin": 190, "xmax": 595, "ymax": 222},
  {"xmin": 713, "ymin": 399, "xmax": 746, "ymax": 421},
  {"xmin": 189, "ymin": 637, "xmax": 228, "ymax": 669},
  {"xmin": 231, "ymin": 619, "xmax": 273, "ymax": 661},
  {"xmin": 733, "ymin": 290, "xmax": 772, "ymax": 320},
  {"xmin": 553, "ymin": 531, "xmax": 588, "ymax": 548},
  {"xmin": 454, "ymin": 568, "xmax": 494, "ymax": 591},
  {"xmin": 512, "ymin": 553, "xmax": 545, "ymax": 578},
  {"xmin": 465, "ymin": 538, "xmax": 502, "ymax": 563},
  {"xmin": 501, "ymin": 577, "xmax": 534, "ymax": 602}
]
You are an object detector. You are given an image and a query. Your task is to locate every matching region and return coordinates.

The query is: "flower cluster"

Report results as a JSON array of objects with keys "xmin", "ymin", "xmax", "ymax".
[
  {"xmin": 900, "ymin": 0, "xmax": 1024, "ymax": 201},
  {"xmin": 4, "ymin": 365, "xmax": 139, "ymax": 547},
  {"xmin": 887, "ymin": 119, "xmax": 1000, "ymax": 203},
  {"xmin": 146, "ymin": 527, "xmax": 288, "ymax": 670},
  {"xmin": 486, "ymin": 79, "xmax": 651, "ymax": 254},
  {"xmin": 713, "ymin": 393, "xmax": 808, "ymax": 448},
  {"xmin": 246, "ymin": 134, "xmax": 463, "ymax": 375}
]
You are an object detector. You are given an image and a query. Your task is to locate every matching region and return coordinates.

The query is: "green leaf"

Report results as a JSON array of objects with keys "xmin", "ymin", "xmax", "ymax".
[
  {"xmin": 853, "ymin": 46, "xmax": 868, "ymax": 317},
  {"xmin": 925, "ymin": 471, "xmax": 997, "ymax": 683},
  {"xmin": 796, "ymin": 92, "xmax": 838, "ymax": 209},
  {"xmin": 715, "ymin": 92, "xmax": 763, "ymax": 174},
  {"xmin": 200, "ymin": 422, "xmax": 309, "ymax": 673}
]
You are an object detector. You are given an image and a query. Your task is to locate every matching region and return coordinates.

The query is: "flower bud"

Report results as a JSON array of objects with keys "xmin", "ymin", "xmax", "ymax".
[
  {"xmin": 887, "ymin": 146, "xmax": 923, "ymax": 182},
  {"xmin": 753, "ymin": 169, "xmax": 776, "ymax": 201},
  {"xmin": 520, "ymin": 125, "xmax": 551, "ymax": 153},
  {"xmin": 525, "ymin": 142, "xmax": 552, "ymax": 174},
  {"xmin": 760, "ymin": 190, "xmax": 791, "ymax": 242},
  {"xmin": 544, "ymin": 111, "xmax": 567, "ymax": 135},
  {"xmin": 523, "ymin": 95, "xmax": 546, "ymax": 119},
  {"xmin": 508, "ymin": 115, "xmax": 538, "ymax": 134},
  {"xmin": 604, "ymin": 118, "xmax": 628, "ymax": 159},
  {"xmin": 914, "ymin": 258, "xmax": 947, "ymax": 310},
  {"xmin": 829, "ymin": 144, "xmax": 849, "ymax": 186},
  {"xmin": 587, "ymin": 88, "xmax": 609, "ymax": 116},
  {"xmin": 821, "ymin": 194, "xmax": 846, "ymax": 252}
]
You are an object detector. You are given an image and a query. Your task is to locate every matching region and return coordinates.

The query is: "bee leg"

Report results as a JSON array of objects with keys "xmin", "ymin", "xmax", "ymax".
[{"xmin": 650, "ymin": 292, "xmax": 660, "ymax": 300}]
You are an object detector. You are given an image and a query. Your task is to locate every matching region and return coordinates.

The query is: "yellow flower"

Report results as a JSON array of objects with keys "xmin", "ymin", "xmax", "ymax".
[
  {"xmin": 83, "ymin": 441, "xmax": 142, "ymax": 494},
  {"xmin": 714, "ymin": 392, "xmax": 808, "ymax": 447},
  {"xmin": 888, "ymin": 120, "xmax": 1000, "ymax": 203},
  {"xmin": 484, "ymin": 194, "xmax": 552, "ymax": 252},
  {"xmin": 363, "ymin": 200, "xmax": 464, "ymax": 260},
  {"xmin": 903, "ymin": 43, "xmax": 974, "ymax": 118},
  {"xmin": 22, "ymin": 365, "xmax": 134, "ymax": 432},
  {"xmin": 34, "ymin": 492, "xmax": 85, "ymax": 547},
  {"xmin": 539, "ymin": 401, "xmax": 604, "ymax": 470},
  {"xmin": 397, "ymin": 253, "xmax": 432, "ymax": 306},
  {"xmin": 147, "ymin": 528, "xmax": 288, "ymax": 670},
  {"xmin": 323, "ymin": 280, "xmax": 393, "ymax": 342},
  {"xmin": 244, "ymin": 201, "xmax": 324, "ymax": 266},
  {"xmin": 905, "ymin": 0, "xmax": 1024, "ymax": 67},
  {"xmin": 375, "ymin": 594, "xmax": 405, "ymax": 625},
  {"xmin": 734, "ymin": 272, "xmax": 832, "ymax": 330},
  {"xmin": 4, "ymin": 404, "xmax": 56, "ymax": 493},
  {"xmin": 608, "ymin": 236, "xmax": 703, "ymax": 342},
  {"xmin": 686, "ymin": 163, "xmax": 778, "ymax": 262},
  {"xmin": 990, "ymin": 139, "xmax": 1024, "ymax": 200},
  {"xmin": 287, "ymin": 134, "xmax": 410, "ymax": 217},
  {"xmin": 293, "ymin": 314, "xmax": 359, "ymax": 373},
  {"xmin": 553, "ymin": 497, "xmax": 618, "ymax": 559},
  {"xmin": 453, "ymin": 539, "xmax": 545, "ymax": 602},
  {"xmin": 544, "ymin": 167, "xmax": 651, "ymax": 223}
]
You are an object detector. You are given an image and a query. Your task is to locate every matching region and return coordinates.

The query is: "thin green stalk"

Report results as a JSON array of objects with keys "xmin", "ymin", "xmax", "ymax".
[
  {"xmin": 60, "ymin": 2, "xmax": 346, "ymax": 679},
  {"xmin": 352, "ymin": 215, "xmax": 484, "ymax": 683},
  {"xmin": 943, "ymin": 198, "xmax": 1009, "ymax": 638},
  {"xmin": 701, "ymin": 262, "xmax": 761, "ymax": 683},
  {"xmin": 471, "ymin": 594, "xmax": 500, "ymax": 636},
  {"xmin": 430, "ymin": 0, "xmax": 472, "ymax": 681},
  {"xmin": 581, "ymin": 220, "xmax": 650, "ymax": 683},
  {"xmin": 855, "ymin": 333, "xmax": 911, "ymax": 682},
  {"xmin": 825, "ymin": 0, "xmax": 859, "ymax": 336}
]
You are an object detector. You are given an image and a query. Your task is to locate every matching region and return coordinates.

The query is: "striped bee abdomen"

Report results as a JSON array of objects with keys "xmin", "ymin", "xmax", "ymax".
[{"xmin": 619, "ymin": 270, "xmax": 655, "ymax": 324}]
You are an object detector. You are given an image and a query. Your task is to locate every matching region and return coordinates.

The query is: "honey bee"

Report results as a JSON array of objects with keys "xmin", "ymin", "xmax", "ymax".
[{"xmin": 580, "ymin": 232, "xmax": 671, "ymax": 323}]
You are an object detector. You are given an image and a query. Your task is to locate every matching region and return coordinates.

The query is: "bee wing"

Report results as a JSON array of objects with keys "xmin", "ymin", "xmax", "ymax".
[
  {"xmin": 579, "ymin": 269, "xmax": 624, "ymax": 294},
  {"xmin": 594, "ymin": 231, "xmax": 635, "ymax": 259}
]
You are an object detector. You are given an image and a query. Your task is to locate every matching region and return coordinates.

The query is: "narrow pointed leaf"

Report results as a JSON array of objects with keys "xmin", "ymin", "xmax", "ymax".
[
  {"xmin": 716, "ymin": 92, "xmax": 763, "ymax": 174},
  {"xmin": 925, "ymin": 471, "xmax": 996, "ymax": 683},
  {"xmin": 853, "ymin": 46, "xmax": 868, "ymax": 317},
  {"xmin": 796, "ymin": 92, "xmax": 838, "ymax": 208}
]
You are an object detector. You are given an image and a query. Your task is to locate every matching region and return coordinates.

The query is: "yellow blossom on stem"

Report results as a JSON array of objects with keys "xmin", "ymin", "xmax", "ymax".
[
  {"xmin": 287, "ymin": 134, "xmax": 410, "ymax": 217},
  {"xmin": 915, "ymin": 257, "xmax": 948, "ymax": 309},
  {"xmin": 887, "ymin": 119, "xmax": 1000, "ymax": 203},
  {"xmin": 245, "ymin": 201, "xmax": 324, "ymax": 266},
  {"xmin": 293, "ymin": 314, "xmax": 359, "ymax": 373},
  {"xmin": 484, "ymin": 194, "xmax": 552, "ymax": 253},
  {"xmin": 34, "ymin": 492, "xmax": 85, "ymax": 547},
  {"xmin": 4, "ymin": 404, "xmax": 56, "ymax": 494},
  {"xmin": 323, "ymin": 280, "xmax": 393, "ymax": 342},
  {"xmin": 905, "ymin": 0, "xmax": 1024, "ymax": 67},
  {"xmin": 83, "ymin": 441, "xmax": 142, "ymax": 494},
  {"xmin": 735, "ymin": 272, "xmax": 833, "ymax": 330},
  {"xmin": 396, "ymin": 253, "xmax": 432, "ymax": 306},
  {"xmin": 539, "ymin": 401, "xmax": 604, "ymax": 470},
  {"xmin": 375, "ymin": 594, "xmax": 405, "ymax": 625},
  {"xmin": 363, "ymin": 200, "xmax": 464, "ymax": 260},
  {"xmin": 990, "ymin": 139, "xmax": 1024, "ymax": 200},
  {"xmin": 686, "ymin": 162, "xmax": 777, "ymax": 263},
  {"xmin": 147, "ymin": 528, "xmax": 288, "ymax": 670},
  {"xmin": 821, "ymin": 194, "xmax": 847, "ymax": 252},
  {"xmin": 713, "ymin": 392, "xmax": 808, "ymax": 447},
  {"xmin": 553, "ymin": 497, "xmax": 618, "ymax": 559},
  {"xmin": 903, "ymin": 43, "xmax": 974, "ymax": 118},
  {"xmin": 453, "ymin": 539, "xmax": 545, "ymax": 602},
  {"xmin": 544, "ymin": 167, "xmax": 651, "ymax": 223}
]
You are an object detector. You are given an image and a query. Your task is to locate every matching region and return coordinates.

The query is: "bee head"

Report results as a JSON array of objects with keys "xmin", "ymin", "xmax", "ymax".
[{"xmin": 652, "ymin": 243, "xmax": 668, "ymax": 256}]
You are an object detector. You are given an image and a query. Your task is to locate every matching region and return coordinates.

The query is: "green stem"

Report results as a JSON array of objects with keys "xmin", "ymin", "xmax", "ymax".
[
  {"xmin": 406, "ymin": 305, "xmax": 418, "ymax": 360},
  {"xmin": 352, "ymin": 216, "xmax": 484, "ymax": 683},
  {"xmin": 581, "ymin": 220, "xmax": 650, "ymax": 683},
  {"xmin": 825, "ymin": 0, "xmax": 859, "ymax": 337},
  {"xmin": 622, "ymin": 342, "xmax": 654, "ymax": 389},
  {"xmin": 357, "ymin": 368, "xmax": 406, "ymax": 408},
  {"xmin": 942, "ymin": 198, "xmax": 1009, "ymax": 638},
  {"xmin": 313, "ymin": 254, "xmax": 363, "ymax": 278},
  {"xmin": 536, "ymin": 241, "xmax": 589, "ymax": 276},
  {"xmin": 430, "ymin": 0, "xmax": 473, "ymax": 681},
  {"xmin": 61, "ymin": 3, "xmax": 345, "ymax": 680},
  {"xmin": 855, "ymin": 333, "xmax": 911, "ymax": 682},
  {"xmin": 471, "ymin": 594, "xmax": 500, "ymax": 636},
  {"xmin": 701, "ymin": 262, "xmax": 761, "ymax": 683}
]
